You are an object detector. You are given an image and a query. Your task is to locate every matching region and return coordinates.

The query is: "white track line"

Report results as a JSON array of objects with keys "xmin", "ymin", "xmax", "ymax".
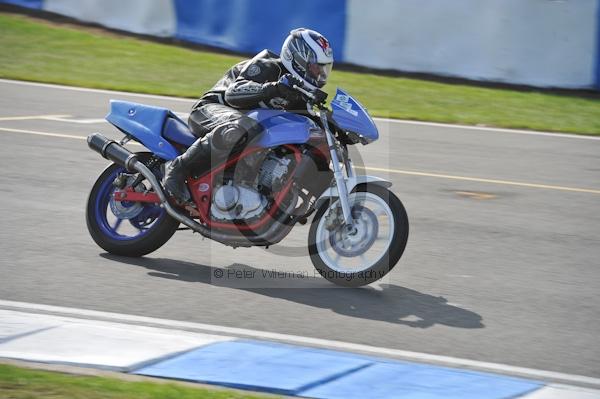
[
  {"xmin": 0, "ymin": 127, "xmax": 145, "ymax": 146},
  {"xmin": 41, "ymin": 116, "xmax": 107, "ymax": 124},
  {"xmin": 0, "ymin": 300, "xmax": 599, "ymax": 388},
  {"xmin": 356, "ymin": 166, "xmax": 600, "ymax": 195},
  {"xmin": 375, "ymin": 118, "xmax": 600, "ymax": 140},
  {"xmin": 0, "ymin": 114, "xmax": 70, "ymax": 122},
  {"xmin": 0, "ymin": 127, "xmax": 86, "ymax": 140},
  {"xmin": 1, "ymin": 126, "xmax": 598, "ymax": 195},
  {"xmin": 1, "ymin": 78, "xmax": 598, "ymax": 140},
  {"xmin": 0, "ymin": 79, "xmax": 194, "ymax": 103}
]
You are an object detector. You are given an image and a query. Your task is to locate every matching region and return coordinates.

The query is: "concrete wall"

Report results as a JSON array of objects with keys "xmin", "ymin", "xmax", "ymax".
[
  {"xmin": 44, "ymin": 0, "xmax": 176, "ymax": 37},
  {"xmin": 344, "ymin": 0, "xmax": 599, "ymax": 89}
]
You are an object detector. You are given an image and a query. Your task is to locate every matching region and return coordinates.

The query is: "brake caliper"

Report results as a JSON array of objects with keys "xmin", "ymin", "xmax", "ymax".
[{"xmin": 324, "ymin": 205, "xmax": 344, "ymax": 231}]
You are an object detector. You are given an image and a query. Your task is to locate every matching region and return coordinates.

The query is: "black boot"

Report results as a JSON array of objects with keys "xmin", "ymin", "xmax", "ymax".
[
  {"xmin": 162, "ymin": 136, "xmax": 212, "ymax": 203},
  {"xmin": 163, "ymin": 123, "xmax": 250, "ymax": 202}
]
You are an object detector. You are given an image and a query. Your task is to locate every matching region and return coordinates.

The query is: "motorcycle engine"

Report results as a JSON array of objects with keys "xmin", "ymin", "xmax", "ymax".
[
  {"xmin": 257, "ymin": 153, "xmax": 292, "ymax": 193},
  {"xmin": 210, "ymin": 152, "xmax": 293, "ymax": 222},
  {"xmin": 210, "ymin": 183, "xmax": 267, "ymax": 221}
]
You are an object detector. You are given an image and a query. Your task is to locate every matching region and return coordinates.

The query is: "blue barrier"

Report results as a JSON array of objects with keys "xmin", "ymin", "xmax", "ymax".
[
  {"xmin": 173, "ymin": 0, "xmax": 346, "ymax": 61},
  {"xmin": 596, "ymin": 2, "xmax": 600, "ymax": 89},
  {"xmin": 1, "ymin": 0, "xmax": 41, "ymax": 8}
]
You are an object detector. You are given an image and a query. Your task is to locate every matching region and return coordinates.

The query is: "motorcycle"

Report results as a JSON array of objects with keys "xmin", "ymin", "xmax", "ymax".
[{"xmin": 86, "ymin": 85, "xmax": 408, "ymax": 287}]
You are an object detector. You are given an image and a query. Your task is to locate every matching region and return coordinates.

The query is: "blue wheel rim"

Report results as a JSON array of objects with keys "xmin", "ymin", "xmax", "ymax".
[{"xmin": 94, "ymin": 167, "xmax": 165, "ymax": 241}]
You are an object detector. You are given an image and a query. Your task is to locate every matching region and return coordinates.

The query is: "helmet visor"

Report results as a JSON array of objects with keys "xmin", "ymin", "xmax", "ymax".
[{"xmin": 307, "ymin": 62, "xmax": 332, "ymax": 88}]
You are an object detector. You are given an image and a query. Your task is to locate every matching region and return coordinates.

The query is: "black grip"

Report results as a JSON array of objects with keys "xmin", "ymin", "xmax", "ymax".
[{"xmin": 313, "ymin": 89, "xmax": 328, "ymax": 104}]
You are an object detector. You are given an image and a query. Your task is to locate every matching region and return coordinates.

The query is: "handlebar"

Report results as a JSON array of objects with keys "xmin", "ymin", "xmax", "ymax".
[
  {"xmin": 293, "ymin": 85, "xmax": 315, "ymax": 100},
  {"xmin": 292, "ymin": 85, "xmax": 328, "ymax": 107}
]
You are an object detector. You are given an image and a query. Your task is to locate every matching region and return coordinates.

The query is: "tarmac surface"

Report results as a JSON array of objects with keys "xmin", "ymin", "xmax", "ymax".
[{"xmin": 0, "ymin": 79, "xmax": 598, "ymax": 378}]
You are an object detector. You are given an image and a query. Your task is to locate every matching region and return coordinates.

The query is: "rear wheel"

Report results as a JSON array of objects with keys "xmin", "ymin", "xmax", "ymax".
[
  {"xmin": 86, "ymin": 154, "xmax": 179, "ymax": 257},
  {"xmin": 308, "ymin": 184, "xmax": 408, "ymax": 287}
]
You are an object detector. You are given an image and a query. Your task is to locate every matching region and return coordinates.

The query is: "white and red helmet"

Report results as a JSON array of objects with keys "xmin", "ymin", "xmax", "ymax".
[{"xmin": 281, "ymin": 28, "xmax": 334, "ymax": 90}]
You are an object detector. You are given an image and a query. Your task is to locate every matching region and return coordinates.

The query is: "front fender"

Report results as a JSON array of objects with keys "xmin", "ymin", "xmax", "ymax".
[{"xmin": 315, "ymin": 175, "xmax": 392, "ymax": 209}]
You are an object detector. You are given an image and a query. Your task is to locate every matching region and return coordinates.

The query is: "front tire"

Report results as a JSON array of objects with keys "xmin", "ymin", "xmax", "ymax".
[
  {"xmin": 308, "ymin": 184, "xmax": 408, "ymax": 287},
  {"xmin": 86, "ymin": 155, "xmax": 179, "ymax": 257}
]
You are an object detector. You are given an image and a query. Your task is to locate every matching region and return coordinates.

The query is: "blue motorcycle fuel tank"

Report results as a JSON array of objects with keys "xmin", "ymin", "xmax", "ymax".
[
  {"xmin": 246, "ymin": 109, "xmax": 315, "ymax": 148},
  {"xmin": 330, "ymin": 88, "xmax": 379, "ymax": 142}
]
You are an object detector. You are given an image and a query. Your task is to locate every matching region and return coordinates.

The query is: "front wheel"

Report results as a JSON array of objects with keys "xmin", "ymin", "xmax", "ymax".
[
  {"xmin": 308, "ymin": 184, "xmax": 409, "ymax": 287},
  {"xmin": 86, "ymin": 154, "xmax": 180, "ymax": 257}
]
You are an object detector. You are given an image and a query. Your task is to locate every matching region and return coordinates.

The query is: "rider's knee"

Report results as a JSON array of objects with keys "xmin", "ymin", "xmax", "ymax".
[{"xmin": 212, "ymin": 123, "xmax": 248, "ymax": 151}]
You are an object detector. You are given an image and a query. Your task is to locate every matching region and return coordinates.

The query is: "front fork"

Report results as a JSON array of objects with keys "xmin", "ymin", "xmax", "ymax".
[{"xmin": 319, "ymin": 111, "xmax": 355, "ymax": 227}]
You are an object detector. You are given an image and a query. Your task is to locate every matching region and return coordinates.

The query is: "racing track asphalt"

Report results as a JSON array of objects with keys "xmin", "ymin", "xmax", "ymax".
[{"xmin": 0, "ymin": 79, "xmax": 599, "ymax": 378}]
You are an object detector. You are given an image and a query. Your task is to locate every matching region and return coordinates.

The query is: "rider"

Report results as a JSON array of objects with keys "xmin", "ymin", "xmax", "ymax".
[{"xmin": 163, "ymin": 28, "xmax": 334, "ymax": 202}]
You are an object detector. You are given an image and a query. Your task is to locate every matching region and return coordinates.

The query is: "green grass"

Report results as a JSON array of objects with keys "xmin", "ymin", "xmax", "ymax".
[
  {"xmin": 0, "ymin": 364, "xmax": 275, "ymax": 399},
  {"xmin": 1, "ymin": 12, "xmax": 599, "ymax": 135}
]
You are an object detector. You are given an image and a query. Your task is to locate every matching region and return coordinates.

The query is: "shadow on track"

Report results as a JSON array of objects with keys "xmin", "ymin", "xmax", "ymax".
[{"xmin": 101, "ymin": 254, "xmax": 484, "ymax": 329}]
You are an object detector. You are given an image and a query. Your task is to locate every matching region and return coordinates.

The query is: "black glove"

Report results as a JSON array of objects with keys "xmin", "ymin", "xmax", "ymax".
[
  {"xmin": 263, "ymin": 74, "xmax": 303, "ymax": 99},
  {"xmin": 279, "ymin": 74, "xmax": 328, "ymax": 104},
  {"xmin": 278, "ymin": 73, "xmax": 304, "ymax": 89},
  {"xmin": 274, "ymin": 73, "xmax": 304, "ymax": 98}
]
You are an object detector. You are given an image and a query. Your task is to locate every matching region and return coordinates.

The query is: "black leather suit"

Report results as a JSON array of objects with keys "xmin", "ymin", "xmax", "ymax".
[
  {"xmin": 188, "ymin": 49, "xmax": 307, "ymax": 151},
  {"xmin": 162, "ymin": 50, "xmax": 309, "ymax": 202}
]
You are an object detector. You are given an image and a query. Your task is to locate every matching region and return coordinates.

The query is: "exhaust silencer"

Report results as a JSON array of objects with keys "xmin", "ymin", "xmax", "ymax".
[{"xmin": 87, "ymin": 133, "xmax": 138, "ymax": 172}]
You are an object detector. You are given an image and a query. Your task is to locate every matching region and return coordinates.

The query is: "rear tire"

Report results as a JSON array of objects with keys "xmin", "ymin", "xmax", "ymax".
[
  {"xmin": 308, "ymin": 184, "xmax": 408, "ymax": 287},
  {"xmin": 86, "ymin": 156, "xmax": 179, "ymax": 257}
]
